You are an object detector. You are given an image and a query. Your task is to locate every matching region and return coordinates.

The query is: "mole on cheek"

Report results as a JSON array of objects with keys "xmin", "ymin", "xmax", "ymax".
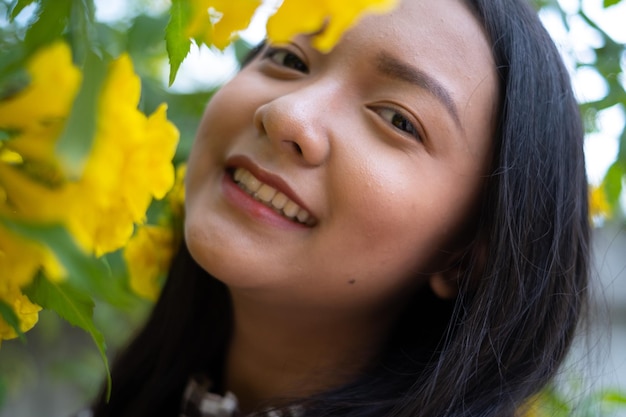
[{"xmin": 348, "ymin": 279, "xmax": 356, "ymax": 284}]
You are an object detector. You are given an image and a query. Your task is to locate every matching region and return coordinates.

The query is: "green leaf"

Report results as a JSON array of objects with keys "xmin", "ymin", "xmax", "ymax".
[
  {"xmin": 23, "ymin": 0, "xmax": 72, "ymax": 51},
  {"xmin": 0, "ymin": 66, "xmax": 30, "ymax": 100},
  {"xmin": 603, "ymin": 0, "xmax": 621, "ymax": 7},
  {"xmin": 603, "ymin": 162, "xmax": 624, "ymax": 208},
  {"xmin": 0, "ymin": 130, "xmax": 11, "ymax": 141},
  {"xmin": 10, "ymin": 0, "xmax": 37, "ymax": 20},
  {"xmin": 127, "ymin": 13, "xmax": 169, "ymax": 56},
  {"xmin": 539, "ymin": 385, "xmax": 571, "ymax": 414},
  {"xmin": 0, "ymin": 300, "xmax": 25, "ymax": 342},
  {"xmin": 0, "ymin": 217, "xmax": 141, "ymax": 311},
  {"xmin": 126, "ymin": 14, "xmax": 169, "ymax": 79},
  {"xmin": 0, "ymin": 375, "xmax": 6, "ymax": 409},
  {"xmin": 67, "ymin": 0, "xmax": 97, "ymax": 64},
  {"xmin": 0, "ymin": 218, "xmax": 110, "ymax": 288},
  {"xmin": 165, "ymin": 0, "xmax": 192, "ymax": 86},
  {"xmin": 55, "ymin": 50, "xmax": 109, "ymax": 179},
  {"xmin": 0, "ymin": 41, "xmax": 28, "ymax": 82},
  {"xmin": 602, "ymin": 390, "xmax": 626, "ymax": 404},
  {"xmin": 618, "ymin": 122, "xmax": 626, "ymax": 165},
  {"xmin": 233, "ymin": 38, "xmax": 254, "ymax": 66},
  {"xmin": 24, "ymin": 275, "xmax": 111, "ymax": 399}
]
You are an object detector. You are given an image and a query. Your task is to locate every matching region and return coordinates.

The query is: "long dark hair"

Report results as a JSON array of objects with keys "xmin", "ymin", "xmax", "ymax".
[{"xmin": 92, "ymin": 0, "xmax": 590, "ymax": 415}]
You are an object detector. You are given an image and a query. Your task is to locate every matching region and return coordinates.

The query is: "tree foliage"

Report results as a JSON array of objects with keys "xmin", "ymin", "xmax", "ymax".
[{"xmin": 532, "ymin": 0, "xmax": 626, "ymax": 220}]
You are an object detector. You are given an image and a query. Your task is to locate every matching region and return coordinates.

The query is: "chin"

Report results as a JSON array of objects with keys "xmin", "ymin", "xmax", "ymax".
[{"xmin": 184, "ymin": 223, "xmax": 265, "ymax": 290}]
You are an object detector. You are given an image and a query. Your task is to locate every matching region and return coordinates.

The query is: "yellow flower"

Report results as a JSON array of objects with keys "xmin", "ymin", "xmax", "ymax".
[
  {"xmin": 185, "ymin": 0, "xmax": 399, "ymax": 52},
  {"xmin": 0, "ymin": 224, "xmax": 42, "ymax": 288},
  {"xmin": 186, "ymin": 0, "xmax": 262, "ymax": 50},
  {"xmin": 0, "ymin": 227, "xmax": 44, "ymax": 343},
  {"xmin": 0, "ymin": 162, "xmax": 63, "ymax": 221},
  {"xmin": 0, "ymin": 214, "xmax": 66, "ymax": 286},
  {"xmin": 589, "ymin": 184, "xmax": 611, "ymax": 221},
  {"xmin": 0, "ymin": 44, "xmax": 72, "ymax": 339},
  {"xmin": 124, "ymin": 225, "xmax": 174, "ymax": 301},
  {"xmin": 518, "ymin": 400, "xmax": 540, "ymax": 417},
  {"xmin": 169, "ymin": 163, "xmax": 187, "ymax": 218},
  {"xmin": 517, "ymin": 393, "xmax": 556, "ymax": 417},
  {"xmin": 266, "ymin": 0, "xmax": 399, "ymax": 52},
  {"xmin": 186, "ymin": 0, "xmax": 214, "ymax": 46},
  {"xmin": 0, "ymin": 42, "xmax": 80, "ymax": 234},
  {"xmin": 0, "ymin": 41, "xmax": 178, "ymax": 338},
  {"xmin": 59, "ymin": 54, "xmax": 179, "ymax": 256},
  {"xmin": 1, "ymin": 43, "xmax": 178, "ymax": 259},
  {"xmin": 0, "ymin": 42, "xmax": 81, "ymax": 164},
  {"xmin": 0, "ymin": 284, "xmax": 41, "ymax": 344},
  {"xmin": 210, "ymin": 0, "xmax": 262, "ymax": 49}
]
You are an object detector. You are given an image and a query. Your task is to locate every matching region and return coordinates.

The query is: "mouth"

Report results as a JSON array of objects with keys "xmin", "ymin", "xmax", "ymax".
[{"xmin": 230, "ymin": 167, "xmax": 316, "ymax": 227}]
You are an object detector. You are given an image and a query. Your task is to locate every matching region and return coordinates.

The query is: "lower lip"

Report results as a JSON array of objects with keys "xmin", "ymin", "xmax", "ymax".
[{"xmin": 221, "ymin": 172, "xmax": 310, "ymax": 230}]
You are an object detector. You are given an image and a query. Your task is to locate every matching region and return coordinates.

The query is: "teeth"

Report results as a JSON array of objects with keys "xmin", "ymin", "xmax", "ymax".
[
  {"xmin": 241, "ymin": 170, "xmax": 262, "ymax": 193},
  {"xmin": 271, "ymin": 192, "xmax": 288, "ymax": 209},
  {"xmin": 282, "ymin": 200, "xmax": 300, "ymax": 218},
  {"xmin": 232, "ymin": 167, "xmax": 314, "ymax": 225},
  {"xmin": 233, "ymin": 168, "xmax": 244, "ymax": 182},
  {"xmin": 296, "ymin": 209, "xmax": 310, "ymax": 224},
  {"xmin": 256, "ymin": 184, "xmax": 277, "ymax": 203}
]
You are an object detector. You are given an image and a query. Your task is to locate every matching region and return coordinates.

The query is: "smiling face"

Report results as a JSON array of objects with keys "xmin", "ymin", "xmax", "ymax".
[{"xmin": 185, "ymin": 0, "xmax": 498, "ymax": 316}]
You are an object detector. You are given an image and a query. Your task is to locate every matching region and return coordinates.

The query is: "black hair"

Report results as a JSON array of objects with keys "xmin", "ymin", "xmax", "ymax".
[{"xmin": 92, "ymin": 0, "xmax": 590, "ymax": 416}]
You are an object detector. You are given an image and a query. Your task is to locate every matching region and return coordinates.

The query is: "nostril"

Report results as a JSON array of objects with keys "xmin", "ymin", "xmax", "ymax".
[{"xmin": 292, "ymin": 142, "xmax": 303, "ymax": 155}]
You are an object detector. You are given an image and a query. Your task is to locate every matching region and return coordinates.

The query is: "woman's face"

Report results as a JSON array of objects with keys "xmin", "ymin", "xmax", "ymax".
[{"xmin": 185, "ymin": 0, "xmax": 498, "ymax": 315}]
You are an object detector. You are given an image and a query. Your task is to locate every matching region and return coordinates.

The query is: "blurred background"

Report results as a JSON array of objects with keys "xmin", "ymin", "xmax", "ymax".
[{"xmin": 0, "ymin": 0, "xmax": 625, "ymax": 416}]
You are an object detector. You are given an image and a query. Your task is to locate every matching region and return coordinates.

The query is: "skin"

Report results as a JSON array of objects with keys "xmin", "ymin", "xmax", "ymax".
[{"xmin": 184, "ymin": 0, "xmax": 498, "ymax": 410}]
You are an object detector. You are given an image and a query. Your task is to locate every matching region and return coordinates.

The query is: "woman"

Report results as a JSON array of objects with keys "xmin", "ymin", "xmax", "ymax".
[{"xmin": 92, "ymin": 0, "xmax": 590, "ymax": 415}]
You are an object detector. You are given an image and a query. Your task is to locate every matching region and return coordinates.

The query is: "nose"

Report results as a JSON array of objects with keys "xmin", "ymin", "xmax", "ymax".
[{"xmin": 253, "ymin": 88, "xmax": 331, "ymax": 167}]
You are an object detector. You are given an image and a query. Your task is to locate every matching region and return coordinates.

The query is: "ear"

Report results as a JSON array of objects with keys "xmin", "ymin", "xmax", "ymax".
[
  {"xmin": 429, "ymin": 236, "xmax": 489, "ymax": 300},
  {"xmin": 428, "ymin": 263, "xmax": 462, "ymax": 300}
]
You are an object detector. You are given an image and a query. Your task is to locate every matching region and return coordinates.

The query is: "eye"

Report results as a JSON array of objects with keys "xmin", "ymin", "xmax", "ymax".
[
  {"xmin": 264, "ymin": 47, "xmax": 309, "ymax": 73},
  {"xmin": 376, "ymin": 107, "xmax": 421, "ymax": 140}
]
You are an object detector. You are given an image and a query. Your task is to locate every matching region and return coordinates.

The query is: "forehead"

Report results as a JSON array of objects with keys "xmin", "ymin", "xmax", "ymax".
[
  {"xmin": 336, "ymin": 0, "xmax": 495, "ymax": 93},
  {"xmin": 344, "ymin": 0, "xmax": 488, "ymax": 54}
]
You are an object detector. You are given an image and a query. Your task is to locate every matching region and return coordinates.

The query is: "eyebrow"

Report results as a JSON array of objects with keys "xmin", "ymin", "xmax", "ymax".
[{"xmin": 375, "ymin": 52, "xmax": 461, "ymax": 128}]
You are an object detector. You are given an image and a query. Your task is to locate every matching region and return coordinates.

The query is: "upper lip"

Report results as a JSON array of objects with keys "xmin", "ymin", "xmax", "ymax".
[{"xmin": 225, "ymin": 155, "xmax": 317, "ymax": 220}]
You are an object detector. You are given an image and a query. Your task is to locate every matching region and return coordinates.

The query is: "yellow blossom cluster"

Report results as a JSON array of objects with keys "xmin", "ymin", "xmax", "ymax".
[
  {"xmin": 186, "ymin": 0, "xmax": 262, "ymax": 49},
  {"xmin": 60, "ymin": 53, "xmax": 179, "ymax": 256},
  {"xmin": 267, "ymin": 0, "xmax": 398, "ymax": 52},
  {"xmin": 185, "ymin": 0, "xmax": 398, "ymax": 52},
  {"xmin": 0, "ymin": 43, "xmax": 80, "ymax": 342},
  {"xmin": 123, "ymin": 163, "xmax": 186, "ymax": 302},
  {"xmin": 589, "ymin": 184, "xmax": 611, "ymax": 221},
  {"xmin": 0, "ymin": 229, "xmax": 44, "ymax": 342},
  {"xmin": 0, "ymin": 42, "xmax": 179, "ymax": 342},
  {"xmin": 124, "ymin": 225, "xmax": 174, "ymax": 302}
]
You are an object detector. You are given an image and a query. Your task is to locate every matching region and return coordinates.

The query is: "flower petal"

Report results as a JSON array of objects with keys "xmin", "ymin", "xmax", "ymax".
[
  {"xmin": 66, "ymin": 54, "xmax": 179, "ymax": 256},
  {"xmin": 210, "ymin": 0, "xmax": 262, "ymax": 49},
  {"xmin": 0, "ymin": 42, "xmax": 81, "ymax": 133},
  {"xmin": 267, "ymin": 0, "xmax": 398, "ymax": 52},
  {"xmin": 124, "ymin": 225, "xmax": 174, "ymax": 301}
]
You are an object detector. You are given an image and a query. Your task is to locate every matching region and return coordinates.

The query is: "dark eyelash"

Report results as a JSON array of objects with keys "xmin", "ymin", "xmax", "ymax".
[
  {"xmin": 376, "ymin": 108, "xmax": 421, "ymax": 141},
  {"xmin": 263, "ymin": 47, "xmax": 309, "ymax": 74}
]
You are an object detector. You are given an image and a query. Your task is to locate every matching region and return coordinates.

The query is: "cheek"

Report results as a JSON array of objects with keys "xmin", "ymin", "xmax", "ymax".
[
  {"xmin": 307, "ymin": 194, "xmax": 440, "ymax": 309},
  {"xmin": 337, "ymin": 190, "xmax": 437, "ymax": 276},
  {"xmin": 186, "ymin": 83, "xmax": 254, "ymax": 195},
  {"xmin": 326, "ymin": 157, "xmax": 478, "ymax": 279}
]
